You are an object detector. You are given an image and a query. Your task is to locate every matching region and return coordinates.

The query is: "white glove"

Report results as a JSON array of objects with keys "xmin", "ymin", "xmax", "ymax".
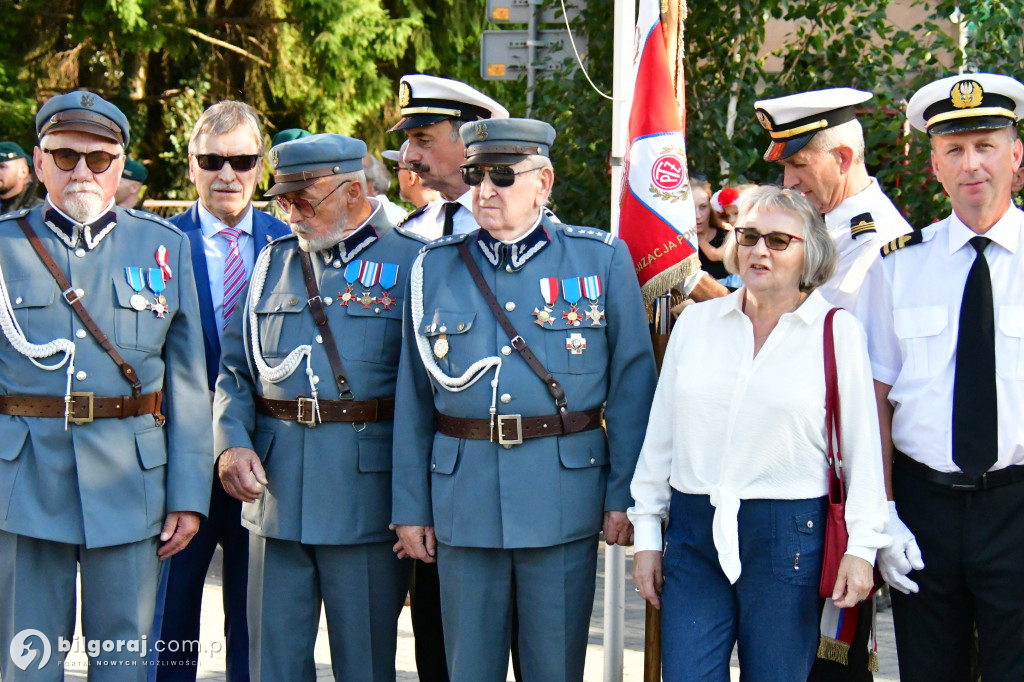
[{"xmin": 877, "ymin": 500, "xmax": 925, "ymax": 594}]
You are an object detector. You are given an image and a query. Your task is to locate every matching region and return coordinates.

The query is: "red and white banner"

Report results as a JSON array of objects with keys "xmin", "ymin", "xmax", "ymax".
[{"xmin": 617, "ymin": 0, "xmax": 698, "ymax": 305}]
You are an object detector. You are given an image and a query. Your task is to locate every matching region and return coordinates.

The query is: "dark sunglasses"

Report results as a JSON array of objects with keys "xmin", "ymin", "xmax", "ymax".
[
  {"xmin": 734, "ymin": 227, "xmax": 805, "ymax": 251},
  {"xmin": 275, "ymin": 179, "xmax": 351, "ymax": 219},
  {"xmin": 44, "ymin": 148, "xmax": 121, "ymax": 174},
  {"xmin": 194, "ymin": 154, "xmax": 261, "ymax": 172},
  {"xmin": 461, "ymin": 165, "xmax": 542, "ymax": 188}
]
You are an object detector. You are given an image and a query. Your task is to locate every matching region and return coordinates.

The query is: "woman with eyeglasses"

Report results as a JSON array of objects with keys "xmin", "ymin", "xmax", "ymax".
[{"xmin": 629, "ymin": 185, "xmax": 889, "ymax": 681}]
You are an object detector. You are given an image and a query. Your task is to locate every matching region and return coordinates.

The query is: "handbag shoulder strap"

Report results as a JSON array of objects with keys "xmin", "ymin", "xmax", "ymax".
[
  {"xmin": 823, "ymin": 307, "xmax": 844, "ymax": 491},
  {"xmin": 455, "ymin": 240, "xmax": 571, "ymax": 431},
  {"xmin": 297, "ymin": 250, "xmax": 351, "ymax": 396},
  {"xmin": 17, "ymin": 217, "xmax": 143, "ymax": 396}
]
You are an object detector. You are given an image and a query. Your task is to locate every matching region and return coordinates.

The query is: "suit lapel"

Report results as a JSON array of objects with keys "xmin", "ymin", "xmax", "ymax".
[{"xmin": 185, "ymin": 203, "xmax": 220, "ymax": 364}]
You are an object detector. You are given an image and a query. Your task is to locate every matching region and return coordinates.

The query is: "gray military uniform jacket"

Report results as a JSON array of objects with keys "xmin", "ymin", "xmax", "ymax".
[
  {"xmin": 0, "ymin": 204, "xmax": 213, "ymax": 548},
  {"xmin": 214, "ymin": 204, "xmax": 426, "ymax": 545},
  {"xmin": 392, "ymin": 216, "xmax": 658, "ymax": 549}
]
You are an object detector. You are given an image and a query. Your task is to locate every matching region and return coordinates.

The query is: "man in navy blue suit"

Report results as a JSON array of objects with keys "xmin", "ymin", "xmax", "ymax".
[{"xmin": 155, "ymin": 100, "xmax": 288, "ymax": 681}]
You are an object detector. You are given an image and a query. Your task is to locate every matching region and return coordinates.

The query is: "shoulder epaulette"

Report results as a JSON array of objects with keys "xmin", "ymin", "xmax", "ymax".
[
  {"xmin": 0, "ymin": 208, "xmax": 30, "ymax": 222},
  {"xmin": 124, "ymin": 207, "xmax": 177, "ymax": 231},
  {"xmin": 850, "ymin": 212, "xmax": 876, "ymax": 239},
  {"xmin": 394, "ymin": 225, "xmax": 432, "ymax": 244},
  {"xmin": 562, "ymin": 225, "xmax": 616, "ymax": 246},
  {"xmin": 880, "ymin": 229, "xmax": 923, "ymax": 257},
  {"xmin": 421, "ymin": 231, "xmax": 472, "ymax": 252},
  {"xmin": 397, "ymin": 204, "xmax": 429, "ymax": 228}
]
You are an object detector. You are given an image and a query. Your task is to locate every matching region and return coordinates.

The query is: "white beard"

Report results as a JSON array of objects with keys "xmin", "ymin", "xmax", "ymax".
[
  {"xmin": 292, "ymin": 221, "xmax": 347, "ymax": 254},
  {"xmin": 62, "ymin": 182, "xmax": 106, "ymax": 223}
]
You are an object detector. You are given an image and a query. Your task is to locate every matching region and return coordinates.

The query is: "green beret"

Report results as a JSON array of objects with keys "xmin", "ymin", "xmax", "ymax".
[
  {"xmin": 122, "ymin": 157, "xmax": 148, "ymax": 182},
  {"xmin": 0, "ymin": 142, "xmax": 28, "ymax": 162},
  {"xmin": 271, "ymin": 128, "xmax": 311, "ymax": 148}
]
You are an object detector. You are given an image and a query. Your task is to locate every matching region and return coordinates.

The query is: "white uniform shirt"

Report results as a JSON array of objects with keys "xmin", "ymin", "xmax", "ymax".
[
  {"xmin": 857, "ymin": 205, "xmax": 1024, "ymax": 472},
  {"xmin": 375, "ymin": 193, "xmax": 410, "ymax": 224},
  {"xmin": 818, "ymin": 178, "xmax": 911, "ymax": 310},
  {"xmin": 400, "ymin": 190, "xmax": 476, "ymax": 241},
  {"xmin": 629, "ymin": 290, "xmax": 889, "ymax": 583},
  {"xmin": 198, "ymin": 201, "xmax": 255, "ymax": 338}
]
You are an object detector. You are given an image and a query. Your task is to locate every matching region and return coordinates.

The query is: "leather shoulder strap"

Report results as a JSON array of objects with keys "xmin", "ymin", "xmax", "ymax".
[
  {"xmin": 455, "ymin": 240, "xmax": 571, "ymax": 430},
  {"xmin": 824, "ymin": 307, "xmax": 844, "ymax": 498},
  {"xmin": 17, "ymin": 217, "xmax": 143, "ymax": 395},
  {"xmin": 297, "ymin": 250, "xmax": 351, "ymax": 396}
]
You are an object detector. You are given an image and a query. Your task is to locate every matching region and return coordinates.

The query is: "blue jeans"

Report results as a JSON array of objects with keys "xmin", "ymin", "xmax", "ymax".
[{"xmin": 660, "ymin": 491, "xmax": 826, "ymax": 682}]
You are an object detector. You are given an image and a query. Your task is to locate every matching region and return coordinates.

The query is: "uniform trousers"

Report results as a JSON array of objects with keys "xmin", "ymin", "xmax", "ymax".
[
  {"xmin": 410, "ymin": 560, "xmax": 449, "ymax": 681},
  {"xmin": 246, "ymin": 536, "xmax": 410, "ymax": 682},
  {"xmin": 890, "ymin": 466, "xmax": 1024, "ymax": 682},
  {"xmin": 659, "ymin": 491, "xmax": 825, "ymax": 682},
  {"xmin": 155, "ymin": 478, "xmax": 249, "ymax": 682},
  {"xmin": 436, "ymin": 535, "xmax": 598, "ymax": 682},
  {"xmin": 0, "ymin": 531, "xmax": 161, "ymax": 682}
]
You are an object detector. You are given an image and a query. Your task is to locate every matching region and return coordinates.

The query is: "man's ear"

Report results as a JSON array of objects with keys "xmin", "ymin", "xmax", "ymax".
[{"xmin": 835, "ymin": 145, "xmax": 855, "ymax": 174}]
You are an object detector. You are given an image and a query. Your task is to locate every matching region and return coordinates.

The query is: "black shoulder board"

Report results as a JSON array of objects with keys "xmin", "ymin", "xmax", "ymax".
[
  {"xmin": 397, "ymin": 203, "xmax": 429, "ymax": 228},
  {"xmin": 850, "ymin": 212, "xmax": 876, "ymax": 239},
  {"xmin": 880, "ymin": 230, "xmax": 923, "ymax": 257}
]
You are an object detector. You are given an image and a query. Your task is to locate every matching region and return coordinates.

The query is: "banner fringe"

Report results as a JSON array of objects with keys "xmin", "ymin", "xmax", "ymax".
[{"xmin": 640, "ymin": 252, "xmax": 700, "ymax": 308}]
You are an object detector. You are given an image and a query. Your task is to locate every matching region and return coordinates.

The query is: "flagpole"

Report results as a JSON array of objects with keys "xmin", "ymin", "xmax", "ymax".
[{"xmin": 604, "ymin": 2, "xmax": 635, "ymax": 682}]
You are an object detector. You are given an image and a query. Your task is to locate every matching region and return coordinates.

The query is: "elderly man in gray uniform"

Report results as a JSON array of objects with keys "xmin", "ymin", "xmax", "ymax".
[
  {"xmin": 0, "ymin": 91, "xmax": 212, "ymax": 679},
  {"xmin": 391, "ymin": 74, "xmax": 509, "ymax": 240},
  {"xmin": 393, "ymin": 118, "xmax": 658, "ymax": 681},
  {"xmin": 214, "ymin": 133, "xmax": 424, "ymax": 682}
]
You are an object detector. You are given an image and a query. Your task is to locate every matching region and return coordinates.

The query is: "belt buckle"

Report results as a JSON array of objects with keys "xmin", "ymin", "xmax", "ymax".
[
  {"xmin": 496, "ymin": 414, "xmax": 522, "ymax": 448},
  {"xmin": 67, "ymin": 392, "xmax": 94, "ymax": 424},
  {"xmin": 296, "ymin": 397, "xmax": 317, "ymax": 427}
]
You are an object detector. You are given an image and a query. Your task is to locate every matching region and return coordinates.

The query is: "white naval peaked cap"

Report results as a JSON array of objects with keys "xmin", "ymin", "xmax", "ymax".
[
  {"xmin": 754, "ymin": 88, "xmax": 873, "ymax": 161},
  {"xmin": 906, "ymin": 72, "xmax": 1024, "ymax": 135},
  {"xmin": 389, "ymin": 74, "xmax": 509, "ymax": 133}
]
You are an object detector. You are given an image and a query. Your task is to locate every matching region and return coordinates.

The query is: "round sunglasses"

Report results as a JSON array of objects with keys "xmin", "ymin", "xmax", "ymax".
[
  {"xmin": 734, "ymin": 227, "xmax": 805, "ymax": 251},
  {"xmin": 275, "ymin": 179, "xmax": 351, "ymax": 219},
  {"xmin": 43, "ymin": 148, "xmax": 122, "ymax": 174},
  {"xmin": 461, "ymin": 165, "xmax": 543, "ymax": 188}
]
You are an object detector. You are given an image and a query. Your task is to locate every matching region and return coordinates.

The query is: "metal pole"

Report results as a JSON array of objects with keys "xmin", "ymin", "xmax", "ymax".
[
  {"xmin": 526, "ymin": 0, "xmax": 539, "ymax": 117},
  {"xmin": 605, "ymin": 2, "xmax": 635, "ymax": 681}
]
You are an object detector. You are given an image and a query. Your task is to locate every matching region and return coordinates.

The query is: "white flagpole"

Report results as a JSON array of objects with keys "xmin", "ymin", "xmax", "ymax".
[{"xmin": 605, "ymin": 1, "xmax": 635, "ymax": 681}]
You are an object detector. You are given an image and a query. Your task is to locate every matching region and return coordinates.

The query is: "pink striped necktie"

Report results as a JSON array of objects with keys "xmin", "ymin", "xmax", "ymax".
[{"xmin": 221, "ymin": 226, "xmax": 246, "ymax": 332}]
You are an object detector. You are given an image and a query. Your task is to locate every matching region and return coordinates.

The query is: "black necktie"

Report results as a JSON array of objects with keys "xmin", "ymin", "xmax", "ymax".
[
  {"xmin": 442, "ymin": 202, "xmax": 459, "ymax": 237},
  {"xmin": 952, "ymin": 236, "xmax": 998, "ymax": 480}
]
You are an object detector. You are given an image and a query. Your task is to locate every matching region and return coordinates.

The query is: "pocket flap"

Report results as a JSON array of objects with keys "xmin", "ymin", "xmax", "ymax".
[
  {"xmin": 894, "ymin": 306, "xmax": 947, "ymax": 339},
  {"xmin": 430, "ymin": 434, "xmax": 461, "ymax": 475},
  {"xmin": 358, "ymin": 435, "xmax": 393, "ymax": 472},
  {"xmin": 999, "ymin": 306, "xmax": 1024, "ymax": 338},
  {"xmin": 422, "ymin": 310, "xmax": 476, "ymax": 337},
  {"xmin": 8, "ymin": 278, "xmax": 56, "ymax": 309},
  {"xmin": 252, "ymin": 428, "xmax": 275, "ymax": 462},
  {"xmin": 795, "ymin": 511, "xmax": 821, "ymax": 535},
  {"xmin": 254, "ymin": 292, "xmax": 306, "ymax": 314},
  {"xmin": 135, "ymin": 425, "xmax": 168, "ymax": 469},
  {"xmin": 0, "ymin": 418, "xmax": 29, "ymax": 461},
  {"xmin": 558, "ymin": 435, "xmax": 609, "ymax": 469}
]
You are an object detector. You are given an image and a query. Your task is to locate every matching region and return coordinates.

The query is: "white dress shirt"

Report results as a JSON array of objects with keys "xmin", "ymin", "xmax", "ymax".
[
  {"xmin": 818, "ymin": 178, "xmax": 912, "ymax": 310},
  {"xmin": 400, "ymin": 190, "xmax": 476, "ymax": 241},
  {"xmin": 197, "ymin": 201, "xmax": 255, "ymax": 338},
  {"xmin": 629, "ymin": 289, "xmax": 889, "ymax": 583},
  {"xmin": 857, "ymin": 205, "xmax": 1024, "ymax": 472}
]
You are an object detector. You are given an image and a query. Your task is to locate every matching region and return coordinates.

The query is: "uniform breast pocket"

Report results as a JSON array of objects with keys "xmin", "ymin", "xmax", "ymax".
[
  {"xmin": 997, "ymin": 306, "xmax": 1024, "ymax": 380},
  {"xmin": 421, "ymin": 310, "xmax": 478, "ymax": 376},
  {"xmin": 4, "ymin": 277, "xmax": 57, "ymax": 343},
  {"xmin": 111, "ymin": 277, "xmax": 177, "ymax": 352},
  {"xmin": 542, "ymin": 322, "xmax": 608, "ymax": 374},
  {"xmin": 894, "ymin": 305, "xmax": 950, "ymax": 380},
  {"xmin": 342, "ymin": 298, "xmax": 404, "ymax": 364},
  {"xmin": 253, "ymin": 292, "xmax": 306, "ymax": 358}
]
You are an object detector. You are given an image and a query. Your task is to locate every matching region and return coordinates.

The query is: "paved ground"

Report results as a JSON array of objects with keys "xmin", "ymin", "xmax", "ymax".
[{"xmin": 56, "ymin": 545, "xmax": 899, "ymax": 681}]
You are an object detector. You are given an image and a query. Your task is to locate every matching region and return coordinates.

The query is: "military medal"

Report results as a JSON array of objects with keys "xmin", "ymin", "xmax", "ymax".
[
  {"xmin": 561, "ymin": 277, "xmax": 583, "ymax": 327},
  {"xmin": 533, "ymin": 277, "xmax": 558, "ymax": 326},
  {"xmin": 358, "ymin": 260, "xmax": 380, "ymax": 309},
  {"xmin": 340, "ymin": 259, "xmax": 362, "ymax": 306},
  {"xmin": 566, "ymin": 332, "xmax": 587, "ymax": 355},
  {"xmin": 378, "ymin": 262, "xmax": 399, "ymax": 310},
  {"xmin": 125, "ymin": 267, "xmax": 149, "ymax": 311},
  {"xmin": 155, "ymin": 245, "xmax": 173, "ymax": 280},
  {"xmin": 147, "ymin": 268, "xmax": 168, "ymax": 318},
  {"xmin": 434, "ymin": 334, "xmax": 449, "ymax": 358},
  {"xmin": 581, "ymin": 275, "xmax": 604, "ymax": 326}
]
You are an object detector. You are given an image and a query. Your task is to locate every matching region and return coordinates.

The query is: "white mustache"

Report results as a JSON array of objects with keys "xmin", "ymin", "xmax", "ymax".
[
  {"xmin": 65, "ymin": 181, "xmax": 103, "ymax": 196},
  {"xmin": 211, "ymin": 181, "xmax": 243, "ymax": 192}
]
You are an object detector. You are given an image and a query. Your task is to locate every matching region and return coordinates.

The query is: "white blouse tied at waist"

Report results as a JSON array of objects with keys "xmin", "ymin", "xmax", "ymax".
[{"xmin": 628, "ymin": 289, "xmax": 890, "ymax": 584}]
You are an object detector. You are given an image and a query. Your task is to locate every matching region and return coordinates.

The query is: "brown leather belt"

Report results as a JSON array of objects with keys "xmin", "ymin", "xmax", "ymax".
[
  {"xmin": 0, "ymin": 391, "xmax": 164, "ymax": 424},
  {"xmin": 436, "ymin": 408, "xmax": 603, "ymax": 447},
  {"xmin": 256, "ymin": 396, "xmax": 394, "ymax": 426}
]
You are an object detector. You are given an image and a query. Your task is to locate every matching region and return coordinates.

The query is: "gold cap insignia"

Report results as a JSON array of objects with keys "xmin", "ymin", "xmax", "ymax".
[
  {"xmin": 755, "ymin": 109, "xmax": 773, "ymax": 131},
  {"xmin": 475, "ymin": 122, "xmax": 488, "ymax": 141},
  {"xmin": 270, "ymin": 149, "xmax": 279, "ymax": 168},
  {"xmin": 399, "ymin": 81, "xmax": 411, "ymax": 108},
  {"xmin": 951, "ymin": 80, "xmax": 983, "ymax": 109},
  {"xmin": 80, "ymin": 94, "xmax": 95, "ymax": 108}
]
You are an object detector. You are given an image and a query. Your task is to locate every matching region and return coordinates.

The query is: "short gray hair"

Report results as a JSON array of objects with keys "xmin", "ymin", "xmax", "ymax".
[
  {"xmin": 723, "ymin": 185, "xmax": 836, "ymax": 293},
  {"xmin": 187, "ymin": 101, "xmax": 265, "ymax": 156},
  {"xmin": 362, "ymin": 154, "xmax": 390, "ymax": 195},
  {"xmin": 804, "ymin": 118, "xmax": 865, "ymax": 164}
]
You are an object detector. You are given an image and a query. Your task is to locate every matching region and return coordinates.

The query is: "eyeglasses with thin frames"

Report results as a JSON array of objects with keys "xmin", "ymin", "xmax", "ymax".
[
  {"xmin": 43, "ymin": 148, "xmax": 121, "ymax": 174},
  {"xmin": 275, "ymin": 179, "xmax": 351, "ymax": 219},
  {"xmin": 734, "ymin": 227, "xmax": 805, "ymax": 251},
  {"xmin": 461, "ymin": 165, "xmax": 543, "ymax": 188}
]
